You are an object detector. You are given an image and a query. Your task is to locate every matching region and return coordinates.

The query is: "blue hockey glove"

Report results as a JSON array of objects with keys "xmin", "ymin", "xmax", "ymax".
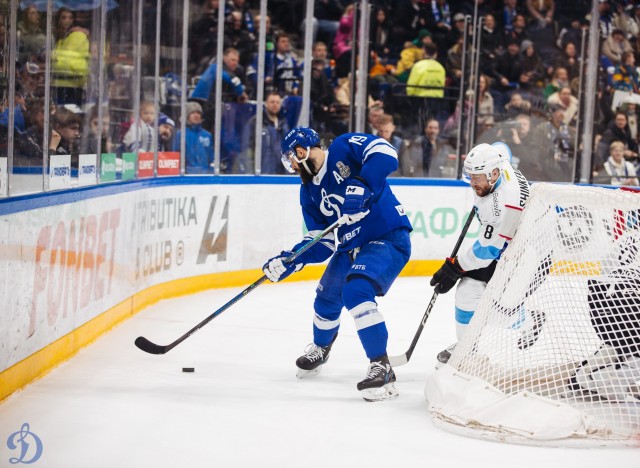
[
  {"xmin": 343, "ymin": 178, "xmax": 372, "ymax": 225},
  {"xmin": 263, "ymin": 251, "xmax": 304, "ymax": 282},
  {"xmin": 430, "ymin": 257, "xmax": 464, "ymax": 294}
]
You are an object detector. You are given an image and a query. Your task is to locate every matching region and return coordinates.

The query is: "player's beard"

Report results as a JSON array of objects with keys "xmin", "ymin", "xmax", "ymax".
[{"xmin": 298, "ymin": 159, "xmax": 317, "ymax": 184}]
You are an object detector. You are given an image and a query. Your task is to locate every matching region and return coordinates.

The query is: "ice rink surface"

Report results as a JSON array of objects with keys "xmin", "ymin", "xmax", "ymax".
[{"xmin": 0, "ymin": 277, "xmax": 637, "ymax": 467}]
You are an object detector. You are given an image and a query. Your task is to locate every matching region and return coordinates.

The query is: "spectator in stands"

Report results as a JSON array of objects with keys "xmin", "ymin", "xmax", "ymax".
[
  {"xmin": 365, "ymin": 103, "xmax": 385, "ymax": 134},
  {"xmin": 370, "ymin": 7, "xmax": 392, "ymax": 60},
  {"xmin": 504, "ymin": 92, "xmax": 532, "ymax": 118},
  {"xmin": 302, "ymin": 0, "xmax": 343, "ymax": 47},
  {"xmin": 426, "ymin": 0, "xmax": 453, "ymax": 57},
  {"xmin": 504, "ymin": 14, "xmax": 529, "ymax": 47},
  {"xmin": 612, "ymin": 51, "xmax": 640, "ymax": 92},
  {"xmin": 602, "ymin": 28, "xmax": 633, "ymax": 66},
  {"xmin": 229, "ymin": 0, "xmax": 255, "ymax": 34},
  {"xmin": 80, "ymin": 106, "xmax": 112, "ymax": 155},
  {"xmin": 189, "ymin": 0, "xmax": 228, "ymax": 71},
  {"xmin": 554, "ymin": 41, "xmax": 581, "ymax": 81},
  {"xmin": 158, "ymin": 113, "xmax": 175, "ymax": 152},
  {"xmin": 50, "ymin": 107, "xmax": 82, "ymax": 165},
  {"xmin": 480, "ymin": 14, "xmax": 503, "ymax": 64},
  {"xmin": 597, "ymin": 0, "xmax": 616, "ymax": 39},
  {"xmin": 375, "ymin": 114, "xmax": 405, "ymax": 175},
  {"xmin": 547, "ymin": 86, "xmax": 579, "ymax": 126},
  {"xmin": 405, "ymin": 118, "xmax": 451, "ymax": 177},
  {"xmin": 390, "ymin": 0, "xmax": 429, "ymax": 53},
  {"xmin": 532, "ymin": 104, "xmax": 575, "ymax": 182},
  {"xmin": 477, "ymin": 74, "xmax": 495, "ymax": 135},
  {"xmin": 310, "ymin": 59, "xmax": 343, "ymax": 135},
  {"xmin": 17, "ymin": 6, "xmax": 45, "ymax": 64},
  {"xmin": 490, "ymin": 37, "xmax": 523, "ymax": 101},
  {"xmin": 543, "ymin": 66, "xmax": 569, "ymax": 99},
  {"xmin": 620, "ymin": 98, "xmax": 639, "ymax": 143},
  {"xmin": 312, "ymin": 41, "xmax": 336, "ymax": 87},
  {"xmin": 407, "ymin": 43, "xmax": 445, "ymax": 98},
  {"xmin": 556, "ymin": 19, "xmax": 586, "ymax": 52},
  {"xmin": 275, "ymin": 33, "xmax": 301, "ymax": 95},
  {"xmin": 51, "ymin": 8, "xmax": 90, "ymax": 106},
  {"xmin": 526, "ymin": 0, "xmax": 555, "ymax": 31},
  {"xmin": 626, "ymin": 4, "xmax": 640, "ymax": 39},
  {"xmin": 519, "ymin": 39, "xmax": 545, "ymax": 91},
  {"xmin": 224, "ymin": 11, "xmax": 256, "ymax": 67},
  {"xmin": 246, "ymin": 14, "xmax": 276, "ymax": 96},
  {"xmin": 502, "ymin": 0, "xmax": 520, "ymax": 34},
  {"xmin": 191, "ymin": 47, "xmax": 251, "ymax": 174},
  {"xmin": 503, "ymin": 114, "xmax": 542, "ymax": 180},
  {"xmin": 445, "ymin": 12, "xmax": 468, "ymax": 51},
  {"xmin": 242, "ymin": 92, "xmax": 290, "ymax": 174},
  {"xmin": 596, "ymin": 140, "xmax": 640, "ymax": 186},
  {"xmin": 173, "ymin": 101, "xmax": 214, "ymax": 174},
  {"xmin": 21, "ymin": 98, "xmax": 48, "ymax": 161},
  {"xmin": 446, "ymin": 36, "xmax": 464, "ymax": 83},
  {"xmin": 369, "ymin": 48, "xmax": 398, "ymax": 101},
  {"xmin": 394, "ymin": 29, "xmax": 432, "ymax": 83},
  {"xmin": 333, "ymin": 5, "xmax": 355, "ymax": 79},
  {"xmin": 609, "ymin": 0, "xmax": 636, "ymax": 39},
  {"xmin": 192, "ymin": 48, "xmax": 248, "ymax": 111},
  {"xmin": 598, "ymin": 111, "xmax": 639, "ymax": 163},
  {"xmin": 18, "ymin": 59, "xmax": 46, "ymax": 99},
  {"xmin": 122, "ymin": 101, "xmax": 156, "ymax": 153}
]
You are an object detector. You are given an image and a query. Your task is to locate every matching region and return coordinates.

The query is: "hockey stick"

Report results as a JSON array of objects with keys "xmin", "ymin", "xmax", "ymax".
[
  {"xmin": 135, "ymin": 216, "xmax": 347, "ymax": 355},
  {"xmin": 389, "ymin": 207, "xmax": 477, "ymax": 367}
]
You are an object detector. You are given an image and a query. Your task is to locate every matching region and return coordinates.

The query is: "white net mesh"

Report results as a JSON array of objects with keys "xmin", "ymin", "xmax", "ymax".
[{"xmin": 425, "ymin": 183, "xmax": 640, "ymax": 446}]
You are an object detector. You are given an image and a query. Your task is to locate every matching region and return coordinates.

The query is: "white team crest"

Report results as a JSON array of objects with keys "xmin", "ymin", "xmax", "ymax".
[{"xmin": 319, "ymin": 188, "xmax": 345, "ymax": 217}]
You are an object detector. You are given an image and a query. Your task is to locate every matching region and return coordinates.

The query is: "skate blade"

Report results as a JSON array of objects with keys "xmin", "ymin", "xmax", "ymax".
[
  {"xmin": 296, "ymin": 367, "xmax": 322, "ymax": 379},
  {"xmin": 361, "ymin": 383, "xmax": 399, "ymax": 402}
]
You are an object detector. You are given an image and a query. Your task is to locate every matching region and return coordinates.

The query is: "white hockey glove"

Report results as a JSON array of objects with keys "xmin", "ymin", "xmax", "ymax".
[
  {"xmin": 262, "ymin": 251, "xmax": 304, "ymax": 282},
  {"xmin": 343, "ymin": 178, "xmax": 372, "ymax": 225}
]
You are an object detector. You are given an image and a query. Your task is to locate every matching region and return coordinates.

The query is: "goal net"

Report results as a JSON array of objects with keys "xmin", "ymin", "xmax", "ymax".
[{"xmin": 425, "ymin": 183, "xmax": 640, "ymax": 447}]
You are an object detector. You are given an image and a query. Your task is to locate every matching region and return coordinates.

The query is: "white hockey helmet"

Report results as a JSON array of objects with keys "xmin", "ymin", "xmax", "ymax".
[{"xmin": 463, "ymin": 143, "xmax": 505, "ymax": 182}]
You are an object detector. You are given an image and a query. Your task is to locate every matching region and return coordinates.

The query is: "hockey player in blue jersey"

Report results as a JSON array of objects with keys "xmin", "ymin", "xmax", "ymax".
[
  {"xmin": 430, "ymin": 142, "xmax": 532, "ymax": 367},
  {"xmin": 263, "ymin": 127, "xmax": 412, "ymax": 401}
]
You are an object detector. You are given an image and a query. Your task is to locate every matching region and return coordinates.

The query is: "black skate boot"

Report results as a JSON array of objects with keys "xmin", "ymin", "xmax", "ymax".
[
  {"xmin": 357, "ymin": 354, "xmax": 398, "ymax": 402},
  {"xmin": 295, "ymin": 334, "xmax": 337, "ymax": 379},
  {"xmin": 435, "ymin": 343, "xmax": 457, "ymax": 369}
]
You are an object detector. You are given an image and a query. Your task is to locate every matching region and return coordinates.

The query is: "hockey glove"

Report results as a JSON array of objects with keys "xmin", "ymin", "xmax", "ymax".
[
  {"xmin": 430, "ymin": 257, "xmax": 464, "ymax": 294},
  {"xmin": 263, "ymin": 251, "xmax": 304, "ymax": 282},
  {"xmin": 343, "ymin": 178, "xmax": 372, "ymax": 225}
]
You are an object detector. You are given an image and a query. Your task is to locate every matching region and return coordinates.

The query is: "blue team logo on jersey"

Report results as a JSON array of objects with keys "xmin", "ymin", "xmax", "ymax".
[{"xmin": 7, "ymin": 423, "xmax": 43, "ymax": 464}]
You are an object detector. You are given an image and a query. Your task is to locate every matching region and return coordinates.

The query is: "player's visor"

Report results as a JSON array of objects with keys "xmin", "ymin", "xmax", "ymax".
[{"xmin": 280, "ymin": 146, "xmax": 310, "ymax": 174}]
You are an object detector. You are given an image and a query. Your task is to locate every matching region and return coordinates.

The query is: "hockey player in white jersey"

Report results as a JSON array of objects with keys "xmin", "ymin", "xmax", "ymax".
[
  {"xmin": 430, "ymin": 142, "xmax": 531, "ymax": 366},
  {"xmin": 262, "ymin": 127, "xmax": 412, "ymax": 401}
]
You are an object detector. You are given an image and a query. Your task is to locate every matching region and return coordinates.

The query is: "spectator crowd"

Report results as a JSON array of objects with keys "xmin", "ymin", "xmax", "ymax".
[{"xmin": 2, "ymin": 0, "xmax": 639, "ymax": 187}]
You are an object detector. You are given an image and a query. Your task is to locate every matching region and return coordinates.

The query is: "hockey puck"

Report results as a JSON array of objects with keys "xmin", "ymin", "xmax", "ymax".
[{"xmin": 182, "ymin": 367, "xmax": 195, "ymax": 373}]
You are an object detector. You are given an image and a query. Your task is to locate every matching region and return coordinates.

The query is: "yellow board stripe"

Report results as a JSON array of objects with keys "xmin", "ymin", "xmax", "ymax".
[{"xmin": 0, "ymin": 260, "xmax": 440, "ymax": 402}]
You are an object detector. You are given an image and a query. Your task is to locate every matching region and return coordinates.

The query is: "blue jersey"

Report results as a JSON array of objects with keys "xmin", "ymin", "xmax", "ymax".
[{"xmin": 300, "ymin": 133, "xmax": 412, "ymax": 253}]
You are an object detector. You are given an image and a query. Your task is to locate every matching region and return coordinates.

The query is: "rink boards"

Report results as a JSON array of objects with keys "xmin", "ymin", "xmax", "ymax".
[{"xmin": 0, "ymin": 176, "xmax": 473, "ymax": 400}]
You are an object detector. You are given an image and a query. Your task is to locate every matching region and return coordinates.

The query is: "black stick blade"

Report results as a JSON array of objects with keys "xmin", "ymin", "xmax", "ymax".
[{"xmin": 135, "ymin": 336, "xmax": 168, "ymax": 355}]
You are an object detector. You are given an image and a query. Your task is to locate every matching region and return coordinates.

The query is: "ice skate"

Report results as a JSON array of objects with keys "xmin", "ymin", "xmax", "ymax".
[
  {"xmin": 357, "ymin": 355, "xmax": 398, "ymax": 402},
  {"xmin": 435, "ymin": 343, "xmax": 457, "ymax": 369},
  {"xmin": 295, "ymin": 335, "xmax": 336, "ymax": 379}
]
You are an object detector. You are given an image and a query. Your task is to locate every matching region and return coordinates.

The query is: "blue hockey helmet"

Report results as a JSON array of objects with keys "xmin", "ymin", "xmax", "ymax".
[{"xmin": 280, "ymin": 127, "xmax": 320, "ymax": 173}]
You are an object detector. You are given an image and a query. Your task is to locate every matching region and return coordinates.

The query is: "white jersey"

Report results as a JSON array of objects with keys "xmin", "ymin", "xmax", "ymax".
[{"xmin": 458, "ymin": 163, "xmax": 530, "ymax": 271}]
